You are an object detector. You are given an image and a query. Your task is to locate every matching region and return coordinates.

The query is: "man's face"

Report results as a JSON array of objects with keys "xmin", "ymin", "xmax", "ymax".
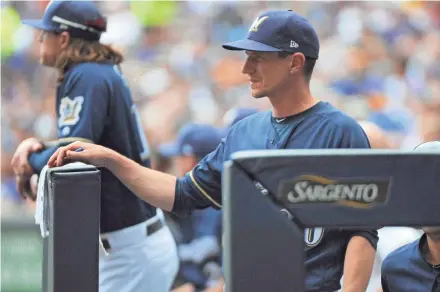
[
  {"xmin": 38, "ymin": 30, "xmax": 63, "ymax": 67},
  {"xmin": 241, "ymin": 51, "xmax": 294, "ymax": 99},
  {"xmin": 423, "ymin": 227, "xmax": 440, "ymax": 240}
]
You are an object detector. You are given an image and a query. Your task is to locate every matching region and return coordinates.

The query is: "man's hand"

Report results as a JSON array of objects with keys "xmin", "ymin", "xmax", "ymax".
[
  {"xmin": 12, "ymin": 138, "xmax": 43, "ymax": 200},
  {"xmin": 47, "ymin": 141, "xmax": 116, "ymax": 168},
  {"xmin": 48, "ymin": 141, "xmax": 178, "ymax": 212},
  {"xmin": 11, "ymin": 137, "xmax": 43, "ymax": 177},
  {"xmin": 16, "ymin": 175, "xmax": 36, "ymax": 201},
  {"xmin": 30, "ymin": 174, "xmax": 39, "ymax": 195}
]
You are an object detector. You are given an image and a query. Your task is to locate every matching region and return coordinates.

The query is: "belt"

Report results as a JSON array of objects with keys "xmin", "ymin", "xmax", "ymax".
[{"xmin": 101, "ymin": 219, "xmax": 164, "ymax": 251}]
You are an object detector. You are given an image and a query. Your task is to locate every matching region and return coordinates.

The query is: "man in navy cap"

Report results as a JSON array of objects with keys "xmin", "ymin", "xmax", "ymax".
[
  {"xmin": 380, "ymin": 141, "xmax": 440, "ymax": 292},
  {"xmin": 11, "ymin": 1, "xmax": 178, "ymax": 291},
  {"xmin": 49, "ymin": 9, "xmax": 377, "ymax": 291},
  {"xmin": 159, "ymin": 123, "xmax": 223, "ymax": 292}
]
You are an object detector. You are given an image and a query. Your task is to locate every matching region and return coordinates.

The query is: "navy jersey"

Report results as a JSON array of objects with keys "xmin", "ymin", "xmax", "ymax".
[
  {"xmin": 174, "ymin": 101, "xmax": 378, "ymax": 291},
  {"xmin": 29, "ymin": 62, "xmax": 156, "ymax": 233},
  {"xmin": 381, "ymin": 234, "xmax": 440, "ymax": 292}
]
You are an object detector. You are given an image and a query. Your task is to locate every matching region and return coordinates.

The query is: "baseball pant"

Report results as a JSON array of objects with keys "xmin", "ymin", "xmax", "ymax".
[{"xmin": 99, "ymin": 209, "xmax": 179, "ymax": 292}]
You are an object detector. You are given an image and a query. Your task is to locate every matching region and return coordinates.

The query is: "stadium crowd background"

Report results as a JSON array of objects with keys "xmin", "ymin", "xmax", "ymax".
[{"xmin": 1, "ymin": 1, "xmax": 439, "ymax": 291}]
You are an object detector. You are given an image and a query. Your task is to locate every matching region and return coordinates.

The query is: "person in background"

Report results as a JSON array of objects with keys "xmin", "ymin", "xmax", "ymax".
[
  {"xmin": 161, "ymin": 123, "xmax": 224, "ymax": 292},
  {"xmin": 358, "ymin": 120, "xmax": 422, "ymax": 292},
  {"xmin": 358, "ymin": 121, "xmax": 397, "ymax": 149},
  {"xmin": 202, "ymin": 107, "xmax": 260, "ymax": 292},
  {"xmin": 380, "ymin": 141, "xmax": 440, "ymax": 292},
  {"xmin": 11, "ymin": 1, "xmax": 178, "ymax": 291}
]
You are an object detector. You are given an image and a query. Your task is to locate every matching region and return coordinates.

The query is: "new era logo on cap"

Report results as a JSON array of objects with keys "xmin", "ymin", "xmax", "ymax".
[
  {"xmin": 290, "ymin": 40, "xmax": 299, "ymax": 48},
  {"xmin": 222, "ymin": 9, "xmax": 319, "ymax": 59}
]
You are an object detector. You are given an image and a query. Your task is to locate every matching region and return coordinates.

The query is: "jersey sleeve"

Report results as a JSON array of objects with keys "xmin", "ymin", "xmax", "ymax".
[
  {"xmin": 340, "ymin": 122, "xmax": 371, "ymax": 149},
  {"xmin": 29, "ymin": 69, "xmax": 110, "ymax": 174},
  {"xmin": 316, "ymin": 118, "xmax": 371, "ymax": 149},
  {"xmin": 56, "ymin": 69, "xmax": 109, "ymax": 145},
  {"xmin": 29, "ymin": 148, "xmax": 58, "ymax": 173},
  {"xmin": 172, "ymin": 138, "xmax": 225, "ymax": 217},
  {"xmin": 380, "ymin": 258, "xmax": 392, "ymax": 292}
]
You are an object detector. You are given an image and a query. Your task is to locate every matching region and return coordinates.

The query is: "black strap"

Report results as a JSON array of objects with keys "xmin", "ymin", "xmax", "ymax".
[{"xmin": 101, "ymin": 220, "xmax": 164, "ymax": 251}]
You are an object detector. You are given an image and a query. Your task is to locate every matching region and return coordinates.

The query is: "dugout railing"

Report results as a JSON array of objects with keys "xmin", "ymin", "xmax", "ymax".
[{"xmin": 222, "ymin": 149, "xmax": 440, "ymax": 292}]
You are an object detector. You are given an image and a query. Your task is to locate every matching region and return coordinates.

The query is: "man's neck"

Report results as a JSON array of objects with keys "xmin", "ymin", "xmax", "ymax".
[
  {"xmin": 425, "ymin": 235, "xmax": 440, "ymax": 266},
  {"xmin": 268, "ymin": 84, "xmax": 318, "ymax": 118}
]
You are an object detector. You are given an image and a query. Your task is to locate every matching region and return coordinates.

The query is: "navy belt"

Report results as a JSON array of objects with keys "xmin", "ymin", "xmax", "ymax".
[{"xmin": 101, "ymin": 219, "xmax": 164, "ymax": 251}]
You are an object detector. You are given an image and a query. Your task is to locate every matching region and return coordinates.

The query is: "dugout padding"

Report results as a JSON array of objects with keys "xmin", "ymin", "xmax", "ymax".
[
  {"xmin": 223, "ymin": 149, "xmax": 440, "ymax": 292},
  {"xmin": 42, "ymin": 164, "xmax": 101, "ymax": 292}
]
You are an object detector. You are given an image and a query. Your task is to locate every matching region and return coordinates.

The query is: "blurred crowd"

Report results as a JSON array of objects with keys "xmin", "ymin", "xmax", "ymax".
[{"xmin": 1, "ymin": 0, "xmax": 439, "ymax": 215}]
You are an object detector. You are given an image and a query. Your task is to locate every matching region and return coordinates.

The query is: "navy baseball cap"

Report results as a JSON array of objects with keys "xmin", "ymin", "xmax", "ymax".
[
  {"xmin": 159, "ymin": 123, "xmax": 223, "ymax": 159},
  {"xmin": 22, "ymin": 0, "xmax": 106, "ymax": 41},
  {"xmin": 222, "ymin": 10, "xmax": 319, "ymax": 59}
]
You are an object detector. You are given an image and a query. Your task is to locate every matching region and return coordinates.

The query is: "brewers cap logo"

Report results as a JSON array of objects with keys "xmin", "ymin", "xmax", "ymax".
[
  {"xmin": 249, "ymin": 16, "xmax": 268, "ymax": 32},
  {"xmin": 278, "ymin": 175, "xmax": 390, "ymax": 208}
]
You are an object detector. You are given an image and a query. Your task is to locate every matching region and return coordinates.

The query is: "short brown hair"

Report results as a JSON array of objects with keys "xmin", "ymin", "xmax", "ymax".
[
  {"xmin": 55, "ymin": 37, "xmax": 123, "ymax": 82},
  {"xmin": 277, "ymin": 51, "xmax": 316, "ymax": 82}
]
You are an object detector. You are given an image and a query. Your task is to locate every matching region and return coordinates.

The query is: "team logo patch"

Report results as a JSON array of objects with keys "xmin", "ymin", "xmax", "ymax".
[
  {"xmin": 59, "ymin": 96, "xmax": 84, "ymax": 127},
  {"xmin": 278, "ymin": 175, "xmax": 390, "ymax": 208}
]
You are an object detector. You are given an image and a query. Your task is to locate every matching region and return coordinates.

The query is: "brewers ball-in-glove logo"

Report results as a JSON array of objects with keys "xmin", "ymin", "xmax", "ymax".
[
  {"xmin": 59, "ymin": 96, "xmax": 84, "ymax": 127},
  {"xmin": 279, "ymin": 175, "xmax": 390, "ymax": 208}
]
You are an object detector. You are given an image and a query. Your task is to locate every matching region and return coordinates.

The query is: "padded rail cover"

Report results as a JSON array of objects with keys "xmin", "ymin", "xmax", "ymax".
[
  {"xmin": 43, "ymin": 163, "xmax": 100, "ymax": 292},
  {"xmin": 223, "ymin": 149, "xmax": 440, "ymax": 292}
]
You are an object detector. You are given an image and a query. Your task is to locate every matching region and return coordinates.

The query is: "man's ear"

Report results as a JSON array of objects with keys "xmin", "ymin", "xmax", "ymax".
[
  {"xmin": 59, "ymin": 31, "xmax": 70, "ymax": 49},
  {"xmin": 289, "ymin": 53, "xmax": 305, "ymax": 75}
]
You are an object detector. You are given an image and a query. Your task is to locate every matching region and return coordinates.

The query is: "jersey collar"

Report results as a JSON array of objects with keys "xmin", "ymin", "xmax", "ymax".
[{"xmin": 419, "ymin": 234, "xmax": 440, "ymax": 269}]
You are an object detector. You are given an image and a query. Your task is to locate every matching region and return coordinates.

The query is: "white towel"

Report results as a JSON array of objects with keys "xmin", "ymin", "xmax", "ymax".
[
  {"xmin": 35, "ymin": 165, "xmax": 50, "ymax": 238},
  {"xmin": 35, "ymin": 162, "xmax": 108, "ymax": 256}
]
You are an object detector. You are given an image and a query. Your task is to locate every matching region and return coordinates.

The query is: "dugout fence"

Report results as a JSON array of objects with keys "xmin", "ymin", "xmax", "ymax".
[{"xmin": 223, "ymin": 149, "xmax": 440, "ymax": 292}]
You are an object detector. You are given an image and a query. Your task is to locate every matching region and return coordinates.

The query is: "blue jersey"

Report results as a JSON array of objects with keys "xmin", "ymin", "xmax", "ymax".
[
  {"xmin": 381, "ymin": 234, "xmax": 440, "ymax": 292},
  {"xmin": 174, "ymin": 101, "xmax": 378, "ymax": 291},
  {"xmin": 29, "ymin": 62, "xmax": 156, "ymax": 233}
]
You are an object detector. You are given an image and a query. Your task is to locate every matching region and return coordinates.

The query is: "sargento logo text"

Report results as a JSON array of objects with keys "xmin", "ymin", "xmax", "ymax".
[{"xmin": 279, "ymin": 175, "xmax": 390, "ymax": 208}]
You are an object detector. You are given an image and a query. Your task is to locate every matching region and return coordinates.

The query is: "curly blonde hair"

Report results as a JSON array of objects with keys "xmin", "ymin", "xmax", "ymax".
[{"xmin": 55, "ymin": 37, "xmax": 123, "ymax": 82}]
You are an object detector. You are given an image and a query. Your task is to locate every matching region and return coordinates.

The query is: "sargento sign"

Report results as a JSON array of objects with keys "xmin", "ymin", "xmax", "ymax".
[{"xmin": 279, "ymin": 175, "xmax": 390, "ymax": 208}]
